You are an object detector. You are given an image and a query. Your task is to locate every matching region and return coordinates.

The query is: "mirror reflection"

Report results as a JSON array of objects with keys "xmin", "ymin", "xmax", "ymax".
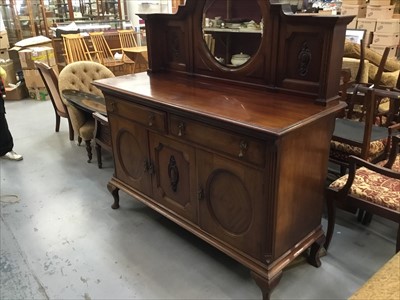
[{"xmin": 202, "ymin": 0, "xmax": 262, "ymax": 67}]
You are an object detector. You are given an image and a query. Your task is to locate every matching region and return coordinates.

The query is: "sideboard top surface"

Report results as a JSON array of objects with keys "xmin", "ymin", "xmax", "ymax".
[{"xmin": 94, "ymin": 72, "xmax": 345, "ymax": 135}]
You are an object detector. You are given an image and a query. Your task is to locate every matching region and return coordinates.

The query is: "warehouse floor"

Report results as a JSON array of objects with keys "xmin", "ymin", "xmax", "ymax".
[{"xmin": 1, "ymin": 98, "xmax": 397, "ymax": 300}]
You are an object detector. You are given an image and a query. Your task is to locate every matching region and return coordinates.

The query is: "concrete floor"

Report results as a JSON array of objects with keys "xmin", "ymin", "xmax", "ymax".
[{"xmin": 0, "ymin": 98, "xmax": 398, "ymax": 300}]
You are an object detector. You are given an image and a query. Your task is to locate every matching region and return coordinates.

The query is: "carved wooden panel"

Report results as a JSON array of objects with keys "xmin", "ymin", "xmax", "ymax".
[
  {"xmin": 149, "ymin": 132, "xmax": 198, "ymax": 223},
  {"xmin": 197, "ymin": 149, "xmax": 265, "ymax": 260},
  {"xmin": 109, "ymin": 115, "xmax": 152, "ymax": 197}
]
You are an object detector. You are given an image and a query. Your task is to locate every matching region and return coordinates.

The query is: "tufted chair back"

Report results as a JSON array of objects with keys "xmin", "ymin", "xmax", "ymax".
[{"xmin": 58, "ymin": 61, "xmax": 114, "ymax": 144}]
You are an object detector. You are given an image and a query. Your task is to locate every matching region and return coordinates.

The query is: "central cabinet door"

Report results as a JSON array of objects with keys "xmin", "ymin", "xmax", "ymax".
[
  {"xmin": 109, "ymin": 115, "xmax": 152, "ymax": 197},
  {"xmin": 148, "ymin": 133, "xmax": 198, "ymax": 223},
  {"xmin": 197, "ymin": 150, "xmax": 266, "ymax": 260}
]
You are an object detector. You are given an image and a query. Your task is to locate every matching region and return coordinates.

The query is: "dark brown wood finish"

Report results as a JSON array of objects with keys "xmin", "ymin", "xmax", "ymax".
[{"xmin": 93, "ymin": 1, "xmax": 350, "ymax": 299}]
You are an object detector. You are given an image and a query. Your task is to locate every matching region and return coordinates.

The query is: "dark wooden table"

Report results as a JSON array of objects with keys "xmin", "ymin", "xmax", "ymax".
[
  {"xmin": 62, "ymin": 89, "xmax": 110, "ymax": 167},
  {"xmin": 62, "ymin": 89, "xmax": 107, "ymax": 115}
]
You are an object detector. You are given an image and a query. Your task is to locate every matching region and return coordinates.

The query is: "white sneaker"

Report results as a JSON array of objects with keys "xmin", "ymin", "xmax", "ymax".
[{"xmin": 1, "ymin": 150, "xmax": 23, "ymax": 161}]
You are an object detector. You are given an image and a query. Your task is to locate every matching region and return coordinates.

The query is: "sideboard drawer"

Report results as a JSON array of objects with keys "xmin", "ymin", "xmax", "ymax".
[
  {"xmin": 170, "ymin": 115, "xmax": 265, "ymax": 166},
  {"xmin": 106, "ymin": 97, "xmax": 166, "ymax": 133}
]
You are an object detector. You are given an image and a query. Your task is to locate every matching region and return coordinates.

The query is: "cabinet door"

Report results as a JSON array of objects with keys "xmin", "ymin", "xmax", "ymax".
[
  {"xmin": 197, "ymin": 150, "xmax": 265, "ymax": 260},
  {"xmin": 149, "ymin": 133, "xmax": 197, "ymax": 223},
  {"xmin": 109, "ymin": 115, "xmax": 152, "ymax": 197}
]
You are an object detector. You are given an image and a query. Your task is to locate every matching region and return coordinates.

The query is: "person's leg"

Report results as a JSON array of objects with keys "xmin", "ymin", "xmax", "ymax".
[
  {"xmin": 0, "ymin": 113, "xmax": 13, "ymax": 156},
  {"xmin": 0, "ymin": 113, "xmax": 22, "ymax": 161}
]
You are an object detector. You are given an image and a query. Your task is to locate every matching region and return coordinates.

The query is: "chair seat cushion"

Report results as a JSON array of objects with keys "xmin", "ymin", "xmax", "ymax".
[
  {"xmin": 329, "ymin": 167, "xmax": 400, "ymax": 211},
  {"xmin": 330, "ymin": 139, "xmax": 386, "ymax": 161}
]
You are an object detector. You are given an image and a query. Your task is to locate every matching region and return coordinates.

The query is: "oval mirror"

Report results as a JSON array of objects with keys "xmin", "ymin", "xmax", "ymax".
[{"xmin": 202, "ymin": 0, "xmax": 263, "ymax": 68}]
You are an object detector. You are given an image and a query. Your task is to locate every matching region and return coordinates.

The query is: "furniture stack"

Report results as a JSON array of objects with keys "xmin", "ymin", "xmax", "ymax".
[
  {"xmin": 343, "ymin": 0, "xmax": 399, "ymax": 59},
  {"xmin": 19, "ymin": 45, "xmax": 58, "ymax": 100}
]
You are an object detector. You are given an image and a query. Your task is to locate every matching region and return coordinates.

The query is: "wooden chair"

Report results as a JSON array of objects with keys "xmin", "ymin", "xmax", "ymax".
[
  {"xmin": 35, "ymin": 61, "xmax": 74, "ymax": 141},
  {"xmin": 62, "ymin": 33, "xmax": 97, "ymax": 64},
  {"xmin": 330, "ymin": 85, "xmax": 400, "ymax": 175},
  {"xmin": 88, "ymin": 32, "xmax": 124, "ymax": 75},
  {"xmin": 325, "ymin": 135, "xmax": 400, "ymax": 252},
  {"xmin": 118, "ymin": 29, "xmax": 148, "ymax": 73},
  {"xmin": 345, "ymin": 45, "xmax": 391, "ymax": 120}
]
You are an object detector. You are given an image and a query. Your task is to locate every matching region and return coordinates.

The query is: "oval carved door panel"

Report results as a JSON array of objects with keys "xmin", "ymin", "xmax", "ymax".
[
  {"xmin": 110, "ymin": 116, "xmax": 152, "ymax": 196},
  {"xmin": 198, "ymin": 150, "xmax": 265, "ymax": 260},
  {"xmin": 207, "ymin": 169, "xmax": 252, "ymax": 235}
]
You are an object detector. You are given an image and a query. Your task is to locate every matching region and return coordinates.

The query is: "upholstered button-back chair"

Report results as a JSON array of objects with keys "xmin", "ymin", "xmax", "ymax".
[{"xmin": 58, "ymin": 61, "xmax": 114, "ymax": 162}]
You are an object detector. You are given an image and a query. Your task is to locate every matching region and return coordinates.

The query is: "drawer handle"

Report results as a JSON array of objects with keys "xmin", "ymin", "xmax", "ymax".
[
  {"xmin": 143, "ymin": 160, "xmax": 154, "ymax": 175},
  {"xmin": 109, "ymin": 101, "xmax": 115, "ymax": 112},
  {"xmin": 197, "ymin": 187, "xmax": 204, "ymax": 201},
  {"xmin": 177, "ymin": 122, "xmax": 185, "ymax": 136},
  {"xmin": 148, "ymin": 113, "xmax": 155, "ymax": 127},
  {"xmin": 238, "ymin": 140, "xmax": 248, "ymax": 158}
]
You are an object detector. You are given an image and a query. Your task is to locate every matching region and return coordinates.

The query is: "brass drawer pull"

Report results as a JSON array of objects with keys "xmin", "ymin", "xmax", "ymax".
[
  {"xmin": 178, "ymin": 122, "xmax": 185, "ymax": 136},
  {"xmin": 148, "ymin": 113, "xmax": 155, "ymax": 126},
  {"xmin": 238, "ymin": 140, "xmax": 248, "ymax": 158}
]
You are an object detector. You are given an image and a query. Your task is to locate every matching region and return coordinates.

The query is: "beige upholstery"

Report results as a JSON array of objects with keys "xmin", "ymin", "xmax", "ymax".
[
  {"xmin": 58, "ymin": 61, "xmax": 115, "ymax": 142},
  {"xmin": 344, "ymin": 41, "xmax": 400, "ymax": 87}
]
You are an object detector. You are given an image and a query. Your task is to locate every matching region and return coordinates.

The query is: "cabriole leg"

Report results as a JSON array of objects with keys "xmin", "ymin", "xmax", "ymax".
[
  {"xmin": 107, "ymin": 182, "xmax": 120, "ymax": 209},
  {"xmin": 251, "ymin": 271, "xmax": 282, "ymax": 300}
]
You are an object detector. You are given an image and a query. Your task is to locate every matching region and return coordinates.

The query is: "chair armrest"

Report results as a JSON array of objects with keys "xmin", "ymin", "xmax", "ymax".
[
  {"xmin": 335, "ymin": 154, "xmax": 400, "ymax": 198},
  {"xmin": 349, "ymin": 155, "xmax": 400, "ymax": 178},
  {"xmin": 383, "ymin": 135, "xmax": 400, "ymax": 169}
]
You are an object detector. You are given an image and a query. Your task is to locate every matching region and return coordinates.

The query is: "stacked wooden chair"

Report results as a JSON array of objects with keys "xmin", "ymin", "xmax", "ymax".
[
  {"xmin": 330, "ymin": 85, "xmax": 400, "ymax": 175},
  {"xmin": 89, "ymin": 32, "xmax": 124, "ymax": 75}
]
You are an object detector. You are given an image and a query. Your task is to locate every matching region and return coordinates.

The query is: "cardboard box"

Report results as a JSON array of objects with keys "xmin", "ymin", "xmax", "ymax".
[
  {"xmin": 23, "ymin": 69, "xmax": 45, "ymax": 89},
  {"xmin": 369, "ymin": 44, "xmax": 398, "ymax": 58},
  {"xmin": 356, "ymin": 18, "xmax": 377, "ymax": 32},
  {"xmin": 0, "ymin": 60, "xmax": 17, "ymax": 86},
  {"xmin": 342, "ymin": 5, "xmax": 367, "ymax": 18},
  {"xmin": 28, "ymin": 87, "xmax": 49, "ymax": 101},
  {"xmin": 0, "ymin": 31, "xmax": 9, "ymax": 49},
  {"xmin": 10, "ymin": 36, "xmax": 52, "ymax": 51},
  {"xmin": 18, "ymin": 46, "xmax": 56, "ymax": 70},
  {"xmin": 375, "ymin": 19, "xmax": 400, "ymax": 34},
  {"xmin": 347, "ymin": 17, "xmax": 358, "ymax": 29},
  {"xmin": 4, "ymin": 82, "xmax": 29, "ymax": 100},
  {"xmin": 341, "ymin": 0, "xmax": 365, "ymax": 4},
  {"xmin": 369, "ymin": 0, "xmax": 391, "ymax": 5},
  {"xmin": 0, "ymin": 49, "xmax": 10, "ymax": 61},
  {"xmin": 372, "ymin": 32, "xmax": 400, "ymax": 45},
  {"xmin": 366, "ymin": 5, "xmax": 395, "ymax": 19}
]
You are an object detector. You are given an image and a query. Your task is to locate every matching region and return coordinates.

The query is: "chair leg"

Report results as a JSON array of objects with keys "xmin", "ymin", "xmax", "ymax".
[
  {"xmin": 396, "ymin": 223, "xmax": 400, "ymax": 253},
  {"xmin": 95, "ymin": 143, "xmax": 102, "ymax": 168},
  {"xmin": 68, "ymin": 119, "xmax": 74, "ymax": 141},
  {"xmin": 55, "ymin": 114, "xmax": 61, "ymax": 132},
  {"xmin": 85, "ymin": 140, "xmax": 92, "ymax": 163},
  {"xmin": 362, "ymin": 212, "xmax": 373, "ymax": 225},
  {"xmin": 324, "ymin": 196, "xmax": 336, "ymax": 251}
]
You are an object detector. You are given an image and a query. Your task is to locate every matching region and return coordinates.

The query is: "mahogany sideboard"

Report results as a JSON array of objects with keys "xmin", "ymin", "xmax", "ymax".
[{"xmin": 93, "ymin": 1, "xmax": 352, "ymax": 298}]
